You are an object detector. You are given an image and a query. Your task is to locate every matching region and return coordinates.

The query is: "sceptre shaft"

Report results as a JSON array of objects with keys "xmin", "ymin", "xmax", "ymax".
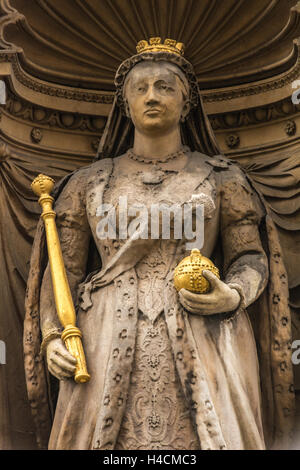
[{"xmin": 31, "ymin": 174, "xmax": 90, "ymax": 384}]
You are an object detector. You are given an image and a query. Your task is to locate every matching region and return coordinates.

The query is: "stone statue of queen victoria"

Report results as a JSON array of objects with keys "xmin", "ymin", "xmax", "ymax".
[{"xmin": 24, "ymin": 38, "xmax": 294, "ymax": 450}]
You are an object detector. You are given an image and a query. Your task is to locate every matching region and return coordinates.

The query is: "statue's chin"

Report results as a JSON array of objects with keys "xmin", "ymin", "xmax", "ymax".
[{"xmin": 139, "ymin": 118, "xmax": 177, "ymax": 135}]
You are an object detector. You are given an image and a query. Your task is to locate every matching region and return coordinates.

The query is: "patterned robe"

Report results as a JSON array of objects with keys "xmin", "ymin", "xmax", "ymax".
[{"xmin": 24, "ymin": 150, "xmax": 294, "ymax": 450}]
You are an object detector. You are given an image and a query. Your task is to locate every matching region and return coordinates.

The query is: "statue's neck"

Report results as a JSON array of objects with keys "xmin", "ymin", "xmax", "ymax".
[{"xmin": 133, "ymin": 127, "xmax": 182, "ymax": 159}]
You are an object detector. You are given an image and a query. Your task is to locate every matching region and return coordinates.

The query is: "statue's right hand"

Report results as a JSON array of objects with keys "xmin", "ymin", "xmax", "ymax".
[{"xmin": 46, "ymin": 338, "xmax": 77, "ymax": 380}]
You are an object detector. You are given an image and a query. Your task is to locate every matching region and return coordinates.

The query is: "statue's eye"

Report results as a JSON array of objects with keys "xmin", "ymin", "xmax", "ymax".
[{"xmin": 157, "ymin": 82, "xmax": 174, "ymax": 92}]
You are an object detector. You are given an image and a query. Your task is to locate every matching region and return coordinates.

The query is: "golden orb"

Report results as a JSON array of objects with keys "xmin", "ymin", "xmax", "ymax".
[{"xmin": 174, "ymin": 249, "xmax": 220, "ymax": 294}]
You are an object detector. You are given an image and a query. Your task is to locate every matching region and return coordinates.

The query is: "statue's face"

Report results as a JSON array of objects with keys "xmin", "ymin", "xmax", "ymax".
[{"xmin": 124, "ymin": 61, "xmax": 189, "ymax": 135}]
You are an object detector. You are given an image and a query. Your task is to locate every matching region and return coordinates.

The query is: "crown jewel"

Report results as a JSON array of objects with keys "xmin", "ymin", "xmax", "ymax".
[{"xmin": 136, "ymin": 37, "xmax": 185, "ymax": 56}]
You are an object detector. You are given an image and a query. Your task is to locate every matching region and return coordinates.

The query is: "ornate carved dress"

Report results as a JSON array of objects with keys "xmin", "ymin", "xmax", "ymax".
[
  {"xmin": 38, "ymin": 148, "xmax": 269, "ymax": 450},
  {"xmin": 108, "ymin": 151, "xmax": 201, "ymax": 450}
]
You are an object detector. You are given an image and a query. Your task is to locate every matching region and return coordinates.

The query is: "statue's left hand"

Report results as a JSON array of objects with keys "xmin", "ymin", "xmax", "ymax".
[{"xmin": 178, "ymin": 270, "xmax": 241, "ymax": 315}]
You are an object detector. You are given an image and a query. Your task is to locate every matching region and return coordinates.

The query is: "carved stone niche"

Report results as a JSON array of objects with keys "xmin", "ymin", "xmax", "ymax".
[
  {"xmin": 0, "ymin": 0, "xmax": 300, "ymax": 110},
  {"xmin": 0, "ymin": 0, "xmax": 299, "ymax": 157},
  {"xmin": 0, "ymin": 0, "xmax": 299, "ymax": 158},
  {"xmin": 0, "ymin": 85, "xmax": 107, "ymax": 158}
]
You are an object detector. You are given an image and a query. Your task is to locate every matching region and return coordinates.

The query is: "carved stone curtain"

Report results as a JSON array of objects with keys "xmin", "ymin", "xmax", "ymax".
[
  {"xmin": 0, "ymin": 142, "xmax": 90, "ymax": 449},
  {"xmin": 235, "ymin": 149, "xmax": 300, "ymax": 297}
]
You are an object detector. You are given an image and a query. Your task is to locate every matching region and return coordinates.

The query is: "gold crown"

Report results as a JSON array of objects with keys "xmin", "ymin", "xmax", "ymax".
[{"xmin": 136, "ymin": 37, "xmax": 185, "ymax": 56}]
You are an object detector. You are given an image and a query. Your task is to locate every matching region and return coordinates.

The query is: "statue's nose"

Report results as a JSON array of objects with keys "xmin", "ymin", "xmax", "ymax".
[{"xmin": 145, "ymin": 86, "xmax": 160, "ymax": 106}]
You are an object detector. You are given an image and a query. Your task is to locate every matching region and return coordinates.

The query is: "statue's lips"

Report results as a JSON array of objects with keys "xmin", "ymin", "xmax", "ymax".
[{"xmin": 144, "ymin": 108, "xmax": 162, "ymax": 116}]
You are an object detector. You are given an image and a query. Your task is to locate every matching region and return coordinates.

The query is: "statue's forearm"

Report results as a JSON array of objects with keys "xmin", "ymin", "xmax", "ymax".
[
  {"xmin": 225, "ymin": 252, "xmax": 268, "ymax": 308},
  {"xmin": 40, "ymin": 253, "xmax": 89, "ymax": 355},
  {"xmin": 40, "ymin": 247, "xmax": 90, "ymax": 339}
]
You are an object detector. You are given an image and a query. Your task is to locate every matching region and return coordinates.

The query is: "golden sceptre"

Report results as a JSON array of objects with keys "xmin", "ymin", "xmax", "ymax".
[{"xmin": 31, "ymin": 174, "xmax": 90, "ymax": 384}]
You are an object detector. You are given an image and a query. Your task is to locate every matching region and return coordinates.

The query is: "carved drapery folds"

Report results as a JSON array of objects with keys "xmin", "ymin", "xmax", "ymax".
[
  {"xmin": 0, "ymin": 0, "xmax": 299, "ymax": 449},
  {"xmin": 0, "ymin": 141, "xmax": 93, "ymax": 449},
  {"xmin": 2, "ymin": 0, "xmax": 300, "ymax": 89},
  {"xmin": 210, "ymin": 97, "xmax": 300, "ymax": 296}
]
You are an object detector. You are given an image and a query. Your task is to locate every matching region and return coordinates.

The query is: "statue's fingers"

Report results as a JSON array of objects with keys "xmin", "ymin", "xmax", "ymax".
[
  {"xmin": 187, "ymin": 308, "xmax": 205, "ymax": 314},
  {"xmin": 48, "ymin": 365, "xmax": 61, "ymax": 380},
  {"xmin": 180, "ymin": 301, "xmax": 202, "ymax": 313},
  {"xmin": 178, "ymin": 293, "xmax": 193, "ymax": 310},
  {"xmin": 179, "ymin": 295, "xmax": 202, "ymax": 310},
  {"xmin": 202, "ymin": 270, "xmax": 220, "ymax": 288},
  {"xmin": 179, "ymin": 294, "xmax": 205, "ymax": 313},
  {"xmin": 182, "ymin": 303, "xmax": 206, "ymax": 314},
  {"xmin": 179, "ymin": 288, "xmax": 208, "ymax": 302},
  {"xmin": 179, "ymin": 292, "xmax": 195, "ymax": 309},
  {"xmin": 179, "ymin": 289, "xmax": 215, "ymax": 306},
  {"xmin": 49, "ymin": 362, "xmax": 73, "ymax": 380},
  {"xmin": 55, "ymin": 343, "xmax": 77, "ymax": 364},
  {"xmin": 51, "ymin": 353, "xmax": 77, "ymax": 373}
]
